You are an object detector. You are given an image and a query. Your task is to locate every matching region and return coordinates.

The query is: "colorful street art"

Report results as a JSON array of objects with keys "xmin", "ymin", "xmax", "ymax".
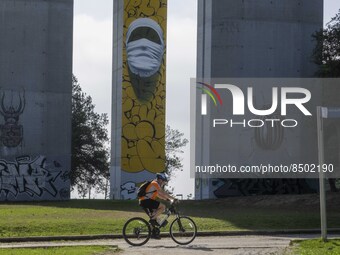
[
  {"xmin": 0, "ymin": 155, "xmax": 69, "ymax": 199},
  {"xmin": 121, "ymin": 0, "xmax": 167, "ymax": 175},
  {"xmin": 0, "ymin": 89, "xmax": 25, "ymax": 148}
]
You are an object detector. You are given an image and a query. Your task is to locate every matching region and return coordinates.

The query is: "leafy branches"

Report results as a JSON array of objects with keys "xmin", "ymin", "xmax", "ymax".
[
  {"xmin": 313, "ymin": 10, "xmax": 340, "ymax": 77},
  {"xmin": 71, "ymin": 76, "xmax": 110, "ymax": 198},
  {"xmin": 165, "ymin": 125, "xmax": 188, "ymax": 179}
]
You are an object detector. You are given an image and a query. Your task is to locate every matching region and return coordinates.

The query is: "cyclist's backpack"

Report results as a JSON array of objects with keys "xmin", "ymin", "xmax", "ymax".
[{"xmin": 137, "ymin": 181, "xmax": 152, "ymax": 198}]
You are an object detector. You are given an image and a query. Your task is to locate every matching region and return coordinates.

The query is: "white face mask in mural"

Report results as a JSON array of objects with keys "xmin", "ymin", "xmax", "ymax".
[
  {"xmin": 125, "ymin": 18, "xmax": 165, "ymax": 102},
  {"xmin": 126, "ymin": 38, "xmax": 164, "ymax": 78}
]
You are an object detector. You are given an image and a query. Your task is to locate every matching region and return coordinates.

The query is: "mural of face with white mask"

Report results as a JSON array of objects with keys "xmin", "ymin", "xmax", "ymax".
[{"xmin": 126, "ymin": 18, "xmax": 165, "ymax": 102}]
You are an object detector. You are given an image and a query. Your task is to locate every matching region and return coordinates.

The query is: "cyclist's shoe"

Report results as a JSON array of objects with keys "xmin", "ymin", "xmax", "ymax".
[
  {"xmin": 151, "ymin": 232, "xmax": 161, "ymax": 239},
  {"xmin": 151, "ymin": 228, "xmax": 161, "ymax": 240},
  {"xmin": 149, "ymin": 219, "xmax": 160, "ymax": 227}
]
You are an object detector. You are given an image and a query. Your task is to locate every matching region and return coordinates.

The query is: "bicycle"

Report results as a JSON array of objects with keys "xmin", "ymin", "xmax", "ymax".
[{"xmin": 122, "ymin": 200, "xmax": 197, "ymax": 246}]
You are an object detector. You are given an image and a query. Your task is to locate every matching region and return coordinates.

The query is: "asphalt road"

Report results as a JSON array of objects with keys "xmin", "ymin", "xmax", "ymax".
[{"xmin": 1, "ymin": 234, "xmax": 339, "ymax": 255}]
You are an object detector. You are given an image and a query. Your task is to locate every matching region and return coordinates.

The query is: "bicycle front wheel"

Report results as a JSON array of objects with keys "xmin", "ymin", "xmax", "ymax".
[
  {"xmin": 170, "ymin": 216, "xmax": 197, "ymax": 245},
  {"xmin": 122, "ymin": 217, "xmax": 151, "ymax": 246}
]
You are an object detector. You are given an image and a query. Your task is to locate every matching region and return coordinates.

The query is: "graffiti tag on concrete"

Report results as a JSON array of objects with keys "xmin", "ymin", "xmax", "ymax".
[
  {"xmin": 121, "ymin": 181, "xmax": 137, "ymax": 200},
  {"xmin": 0, "ymin": 156, "xmax": 63, "ymax": 198}
]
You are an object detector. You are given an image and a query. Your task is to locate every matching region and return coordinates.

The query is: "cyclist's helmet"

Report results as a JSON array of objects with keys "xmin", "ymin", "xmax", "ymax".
[{"xmin": 156, "ymin": 172, "xmax": 169, "ymax": 182}]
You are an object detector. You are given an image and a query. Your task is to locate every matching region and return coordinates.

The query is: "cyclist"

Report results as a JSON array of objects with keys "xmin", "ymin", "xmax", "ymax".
[{"xmin": 139, "ymin": 173, "xmax": 177, "ymax": 238}]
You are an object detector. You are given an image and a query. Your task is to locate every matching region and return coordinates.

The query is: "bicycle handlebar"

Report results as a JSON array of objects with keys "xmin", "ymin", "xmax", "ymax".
[{"xmin": 169, "ymin": 199, "xmax": 179, "ymax": 205}]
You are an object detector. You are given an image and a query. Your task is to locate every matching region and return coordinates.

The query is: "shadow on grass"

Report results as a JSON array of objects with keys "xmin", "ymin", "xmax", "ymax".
[
  {"xmin": 1, "ymin": 193, "xmax": 340, "ymax": 232},
  {"xmin": 1, "ymin": 199, "xmax": 141, "ymax": 211}
]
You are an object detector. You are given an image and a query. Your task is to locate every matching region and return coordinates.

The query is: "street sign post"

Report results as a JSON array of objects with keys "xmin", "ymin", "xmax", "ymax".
[{"xmin": 317, "ymin": 106, "xmax": 327, "ymax": 241}]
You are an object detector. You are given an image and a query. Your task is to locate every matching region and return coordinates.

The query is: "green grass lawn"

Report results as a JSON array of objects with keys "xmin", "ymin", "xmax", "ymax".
[
  {"xmin": 0, "ymin": 196, "xmax": 339, "ymax": 238},
  {"xmin": 1, "ymin": 246, "xmax": 116, "ymax": 255},
  {"xmin": 292, "ymin": 239, "xmax": 340, "ymax": 255}
]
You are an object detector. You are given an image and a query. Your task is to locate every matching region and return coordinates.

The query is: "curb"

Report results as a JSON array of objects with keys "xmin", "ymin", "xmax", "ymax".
[
  {"xmin": 1, "ymin": 244, "xmax": 119, "ymax": 249},
  {"xmin": 196, "ymin": 229, "xmax": 340, "ymax": 237},
  {"xmin": 1, "ymin": 229, "xmax": 340, "ymax": 243}
]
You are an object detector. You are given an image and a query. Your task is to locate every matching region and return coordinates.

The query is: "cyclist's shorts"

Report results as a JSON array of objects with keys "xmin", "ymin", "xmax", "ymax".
[{"xmin": 139, "ymin": 199, "xmax": 160, "ymax": 210}]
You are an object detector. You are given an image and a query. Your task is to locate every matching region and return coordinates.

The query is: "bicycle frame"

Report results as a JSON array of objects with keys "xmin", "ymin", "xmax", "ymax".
[
  {"xmin": 157, "ymin": 206, "xmax": 172, "ymax": 226},
  {"xmin": 155, "ymin": 203, "xmax": 184, "ymax": 230}
]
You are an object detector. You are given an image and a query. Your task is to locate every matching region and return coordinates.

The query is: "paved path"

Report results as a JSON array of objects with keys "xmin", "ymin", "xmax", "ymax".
[
  {"xmin": 116, "ymin": 235, "xmax": 293, "ymax": 255},
  {"xmin": 1, "ymin": 234, "xmax": 339, "ymax": 255}
]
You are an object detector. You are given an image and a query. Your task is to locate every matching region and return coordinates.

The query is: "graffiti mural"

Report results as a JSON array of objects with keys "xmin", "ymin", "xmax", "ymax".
[
  {"xmin": 0, "ymin": 155, "xmax": 66, "ymax": 198},
  {"xmin": 0, "ymin": 89, "xmax": 25, "ymax": 148},
  {"xmin": 212, "ymin": 178, "xmax": 317, "ymax": 198},
  {"xmin": 121, "ymin": 181, "xmax": 137, "ymax": 200},
  {"xmin": 121, "ymin": 0, "xmax": 167, "ymax": 174}
]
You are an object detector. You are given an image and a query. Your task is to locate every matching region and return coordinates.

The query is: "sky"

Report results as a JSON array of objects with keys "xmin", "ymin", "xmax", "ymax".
[{"xmin": 73, "ymin": 0, "xmax": 340, "ymax": 199}]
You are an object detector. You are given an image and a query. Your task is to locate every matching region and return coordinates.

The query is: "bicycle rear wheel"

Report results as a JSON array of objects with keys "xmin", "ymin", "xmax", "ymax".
[
  {"xmin": 170, "ymin": 216, "xmax": 197, "ymax": 245},
  {"xmin": 122, "ymin": 217, "xmax": 151, "ymax": 246}
]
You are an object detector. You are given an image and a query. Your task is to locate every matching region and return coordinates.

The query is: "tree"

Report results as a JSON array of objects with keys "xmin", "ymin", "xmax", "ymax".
[
  {"xmin": 313, "ymin": 10, "xmax": 340, "ymax": 77},
  {"xmin": 312, "ymin": 11, "xmax": 340, "ymax": 192},
  {"xmin": 71, "ymin": 76, "xmax": 110, "ymax": 198},
  {"xmin": 165, "ymin": 125, "xmax": 189, "ymax": 180}
]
